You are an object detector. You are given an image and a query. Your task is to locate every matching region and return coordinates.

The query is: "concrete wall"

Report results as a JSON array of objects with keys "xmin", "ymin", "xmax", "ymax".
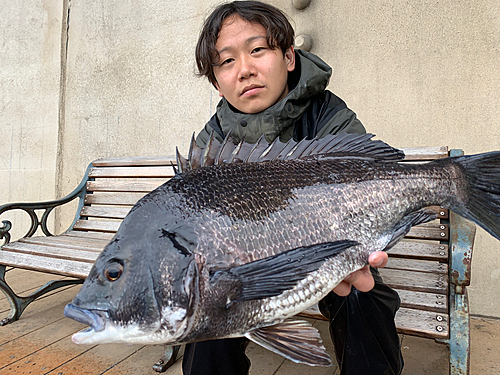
[
  {"xmin": 1, "ymin": 0, "xmax": 499, "ymax": 317},
  {"xmin": 0, "ymin": 1, "xmax": 62, "ymax": 240}
]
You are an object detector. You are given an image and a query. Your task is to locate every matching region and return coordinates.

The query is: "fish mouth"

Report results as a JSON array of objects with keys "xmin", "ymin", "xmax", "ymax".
[{"xmin": 64, "ymin": 303, "xmax": 107, "ymax": 334}]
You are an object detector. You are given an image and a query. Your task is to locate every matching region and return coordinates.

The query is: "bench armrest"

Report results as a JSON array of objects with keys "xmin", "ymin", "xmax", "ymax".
[
  {"xmin": 449, "ymin": 206, "xmax": 476, "ymax": 292},
  {"xmin": 448, "ymin": 149, "xmax": 476, "ymax": 293},
  {"xmin": 450, "ymin": 211, "xmax": 476, "ymax": 294},
  {"xmin": 0, "ymin": 163, "xmax": 93, "ymax": 246}
]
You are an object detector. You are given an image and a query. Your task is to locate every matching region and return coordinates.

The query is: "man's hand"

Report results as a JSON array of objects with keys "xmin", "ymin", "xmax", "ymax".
[{"xmin": 332, "ymin": 251, "xmax": 388, "ymax": 297}]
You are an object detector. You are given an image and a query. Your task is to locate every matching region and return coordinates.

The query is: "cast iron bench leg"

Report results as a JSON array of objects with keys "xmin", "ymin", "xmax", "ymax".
[
  {"xmin": 0, "ymin": 265, "xmax": 83, "ymax": 326},
  {"xmin": 153, "ymin": 345, "xmax": 181, "ymax": 372},
  {"xmin": 449, "ymin": 288, "xmax": 470, "ymax": 374}
]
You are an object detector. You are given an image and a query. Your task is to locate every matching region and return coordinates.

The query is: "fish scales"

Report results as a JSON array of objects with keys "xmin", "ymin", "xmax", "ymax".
[
  {"xmin": 176, "ymin": 158, "xmax": 451, "ymax": 259},
  {"xmin": 143, "ymin": 158, "xmax": 453, "ymax": 338},
  {"xmin": 64, "ymin": 133, "xmax": 500, "ymax": 366}
]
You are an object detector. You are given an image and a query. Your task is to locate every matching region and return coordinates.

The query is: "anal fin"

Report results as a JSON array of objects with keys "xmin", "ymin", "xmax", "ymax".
[{"xmin": 245, "ymin": 319, "xmax": 332, "ymax": 366}]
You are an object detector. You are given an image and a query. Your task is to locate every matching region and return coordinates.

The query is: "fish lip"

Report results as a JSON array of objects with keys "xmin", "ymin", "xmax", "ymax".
[{"xmin": 64, "ymin": 303, "xmax": 107, "ymax": 332}]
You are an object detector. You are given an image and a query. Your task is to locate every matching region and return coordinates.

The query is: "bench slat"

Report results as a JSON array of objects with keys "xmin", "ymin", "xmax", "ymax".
[
  {"xmin": 80, "ymin": 206, "xmax": 131, "ymax": 220},
  {"xmin": 395, "ymin": 307, "xmax": 448, "ymax": 338},
  {"xmin": 92, "ymin": 155, "xmax": 176, "ymax": 167},
  {"xmin": 379, "ymin": 268, "xmax": 448, "ymax": 294},
  {"xmin": 424, "ymin": 206, "xmax": 448, "ymax": 219},
  {"xmin": 84, "ymin": 192, "xmax": 146, "ymax": 206},
  {"xmin": 407, "ymin": 223, "xmax": 449, "ymax": 240},
  {"xmin": 0, "ymin": 251, "xmax": 91, "ymax": 279},
  {"xmin": 298, "ymin": 304, "xmax": 448, "ymax": 339},
  {"xmin": 2, "ymin": 242, "xmax": 99, "ymax": 263},
  {"xmin": 73, "ymin": 214, "xmax": 448, "ymax": 240},
  {"xmin": 300, "ymin": 287, "xmax": 447, "ymax": 317},
  {"xmin": 73, "ymin": 220, "xmax": 120, "ymax": 233},
  {"xmin": 386, "ymin": 258, "xmax": 447, "ymax": 274},
  {"xmin": 396, "ymin": 289, "xmax": 448, "ymax": 313},
  {"xmin": 89, "ymin": 166, "xmax": 176, "ymax": 178},
  {"xmin": 387, "ymin": 241, "xmax": 448, "ymax": 260},
  {"xmin": 91, "ymin": 148, "xmax": 448, "ymax": 166},
  {"xmin": 91, "ymin": 147, "xmax": 447, "ymax": 167},
  {"xmin": 400, "ymin": 146, "xmax": 449, "ymax": 160},
  {"xmin": 61, "ymin": 230, "xmax": 115, "ymax": 241},
  {"xmin": 86, "ymin": 180, "xmax": 163, "ymax": 193},
  {"xmin": 18, "ymin": 236, "xmax": 106, "ymax": 251}
]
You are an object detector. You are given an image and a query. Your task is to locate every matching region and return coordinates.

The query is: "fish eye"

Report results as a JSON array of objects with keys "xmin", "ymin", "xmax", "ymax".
[{"xmin": 104, "ymin": 262, "xmax": 123, "ymax": 282}]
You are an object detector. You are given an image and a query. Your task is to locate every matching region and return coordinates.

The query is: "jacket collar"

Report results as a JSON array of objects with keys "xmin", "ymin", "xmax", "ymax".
[{"xmin": 216, "ymin": 50, "xmax": 332, "ymax": 144}]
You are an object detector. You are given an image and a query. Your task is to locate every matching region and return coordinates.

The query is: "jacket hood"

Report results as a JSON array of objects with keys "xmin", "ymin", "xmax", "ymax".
[{"xmin": 216, "ymin": 50, "xmax": 333, "ymax": 144}]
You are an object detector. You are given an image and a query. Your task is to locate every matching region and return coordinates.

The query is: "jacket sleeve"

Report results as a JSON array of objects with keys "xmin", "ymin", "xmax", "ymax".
[
  {"xmin": 314, "ymin": 107, "xmax": 366, "ymax": 139},
  {"xmin": 195, "ymin": 113, "xmax": 225, "ymax": 148},
  {"xmin": 313, "ymin": 91, "xmax": 366, "ymax": 138},
  {"xmin": 292, "ymin": 90, "xmax": 366, "ymax": 141}
]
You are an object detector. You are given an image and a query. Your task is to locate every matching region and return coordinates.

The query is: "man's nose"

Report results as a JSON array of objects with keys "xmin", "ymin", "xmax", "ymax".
[{"xmin": 238, "ymin": 56, "xmax": 256, "ymax": 80}]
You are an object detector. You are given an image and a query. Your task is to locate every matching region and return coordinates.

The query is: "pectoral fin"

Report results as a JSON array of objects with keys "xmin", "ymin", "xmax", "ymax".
[
  {"xmin": 384, "ymin": 208, "xmax": 438, "ymax": 251},
  {"xmin": 210, "ymin": 240, "xmax": 358, "ymax": 305},
  {"xmin": 245, "ymin": 319, "xmax": 332, "ymax": 366}
]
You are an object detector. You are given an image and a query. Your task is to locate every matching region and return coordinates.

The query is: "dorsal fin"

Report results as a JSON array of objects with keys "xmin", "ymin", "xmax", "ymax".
[
  {"xmin": 200, "ymin": 131, "xmax": 214, "ymax": 168},
  {"xmin": 216, "ymin": 130, "xmax": 237, "ymax": 165},
  {"xmin": 188, "ymin": 134, "xmax": 203, "ymax": 170},
  {"xmin": 178, "ymin": 133, "xmax": 404, "ymax": 172},
  {"xmin": 244, "ymin": 135, "xmax": 269, "ymax": 162},
  {"xmin": 176, "ymin": 147, "xmax": 188, "ymax": 174},
  {"xmin": 275, "ymin": 139, "xmax": 299, "ymax": 160},
  {"xmin": 258, "ymin": 137, "xmax": 288, "ymax": 162},
  {"xmin": 228, "ymin": 136, "xmax": 249, "ymax": 163},
  {"xmin": 170, "ymin": 161, "xmax": 179, "ymax": 175}
]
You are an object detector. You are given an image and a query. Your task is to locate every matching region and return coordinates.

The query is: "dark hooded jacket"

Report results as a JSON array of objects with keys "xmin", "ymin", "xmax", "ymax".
[
  {"xmin": 189, "ymin": 50, "xmax": 403, "ymax": 375},
  {"xmin": 195, "ymin": 49, "xmax": 365, "ymax": 148}
]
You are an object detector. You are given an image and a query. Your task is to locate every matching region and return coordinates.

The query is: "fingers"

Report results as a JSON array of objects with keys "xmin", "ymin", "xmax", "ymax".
[
  {"xmin": 333, "ymin": 265, "xmax": 375, "ymax": 296},
  {"xmin": 368, "ymin": 251, "xmax": 388, "ymax": 268},
  {"xmin": 348, "ymin": 265, "xmax": 375, "ymax": 293},
  {"xmin": 332, "ymin": 280, "xmax": 353, "ymax": 297},
  {"xmin": 333, "ymin": 251, "xmax": 389, "ymax": 296}
]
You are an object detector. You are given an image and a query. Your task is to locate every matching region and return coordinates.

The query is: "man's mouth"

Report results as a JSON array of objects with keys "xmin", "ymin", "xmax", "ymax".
[{"xmin": 241, "ymin": 84, "xmax": 264, "ymax": 96}]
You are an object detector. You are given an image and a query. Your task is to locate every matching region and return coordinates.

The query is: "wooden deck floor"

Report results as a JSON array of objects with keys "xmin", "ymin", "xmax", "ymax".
[{"xmin": 1, "ymin": 268, "xmax": 499, "ymax": 375}]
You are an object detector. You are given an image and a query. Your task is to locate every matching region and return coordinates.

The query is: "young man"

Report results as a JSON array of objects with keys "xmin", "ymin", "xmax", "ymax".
[{"xmin": 183, "ymin": 2, "xmax": 404, "ymax": 374}]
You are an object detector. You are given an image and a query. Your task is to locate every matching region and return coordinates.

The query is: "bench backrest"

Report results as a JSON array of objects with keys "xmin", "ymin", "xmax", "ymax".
[
  {"xmin": 71, "ymin": 156, "xmax": 177, "ymax": 238},
  {"xmin": 73, "ymin": 146, "xmax": 450, "ymax": 236}
]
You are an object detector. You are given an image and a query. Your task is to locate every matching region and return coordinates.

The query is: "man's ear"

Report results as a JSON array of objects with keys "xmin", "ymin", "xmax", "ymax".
[
  {"xmin": 285, "ymin": 46, "xmax": 296, "ymax": 72},
  {"xmin": 214, "ymin": 81, "xmax": 224, "ymax": 97}
]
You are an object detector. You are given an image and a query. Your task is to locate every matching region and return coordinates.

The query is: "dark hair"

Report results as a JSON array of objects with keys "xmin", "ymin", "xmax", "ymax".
[{"xmin": 195, "ymin": 1, "xmax": 295, "ymax": 87}]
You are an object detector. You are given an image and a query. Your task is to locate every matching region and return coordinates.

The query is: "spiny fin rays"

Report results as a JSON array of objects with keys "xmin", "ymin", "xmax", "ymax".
[
  {"xmin": 216, "ymin": 130, "xmax": 236, "ymax": 165},
  {"xmin": 175, "ymin": 147, "xmax": 188, "ymax": 174},
  {"xmin": 177, "ymin": 132, "xmax": 405, "ymax": 173},
  {"xmin": 188, "ymin": 134, "xmax": 202, "ymax": 170},
  {"xmin": 200, "ymin": 131, "xmax": 217, "ymax": 168}
]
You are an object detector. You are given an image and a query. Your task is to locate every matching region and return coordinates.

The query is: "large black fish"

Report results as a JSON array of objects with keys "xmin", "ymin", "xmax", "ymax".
[{"xmin": 64, "ymin": 133, "xmax": 500, "ymax": 366}]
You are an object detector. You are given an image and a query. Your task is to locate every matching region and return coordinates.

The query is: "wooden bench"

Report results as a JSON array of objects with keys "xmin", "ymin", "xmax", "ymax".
[{"xmin": 0, "ymin": 147, "xmax": 475, "ymax": 374}]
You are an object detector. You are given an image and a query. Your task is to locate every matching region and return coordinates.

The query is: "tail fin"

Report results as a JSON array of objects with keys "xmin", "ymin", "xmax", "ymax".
[{"xmin": 450, "ymin": 151, "xmax": 500, "ymax": 240}]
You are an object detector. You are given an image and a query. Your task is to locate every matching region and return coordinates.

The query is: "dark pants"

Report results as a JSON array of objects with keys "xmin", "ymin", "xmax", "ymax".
[
  {"xmin": 182, "ymin": 268, "xmax": 403, "ymax": 375},
  {"xmin": 182, "ymin": 337, "xmax": 250, "ymax": 375},
  {"xmin": 318, "ymin": 268, "xmax": 404, "ymax": 375}
]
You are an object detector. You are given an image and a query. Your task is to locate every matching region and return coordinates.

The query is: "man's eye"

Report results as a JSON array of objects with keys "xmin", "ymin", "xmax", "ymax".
[
  {"xmin": 252, "ymin": 47, "xmax": 265, "ymax": 53},
  {"xmin": 220, "ymin": 58, "xmax": 234, "ymax": 66}
]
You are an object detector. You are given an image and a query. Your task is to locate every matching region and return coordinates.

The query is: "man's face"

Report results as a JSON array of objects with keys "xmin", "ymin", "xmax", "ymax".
[{"xmin": 213, "ymin": 16, "xmax": 295, "ymax": 114}]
